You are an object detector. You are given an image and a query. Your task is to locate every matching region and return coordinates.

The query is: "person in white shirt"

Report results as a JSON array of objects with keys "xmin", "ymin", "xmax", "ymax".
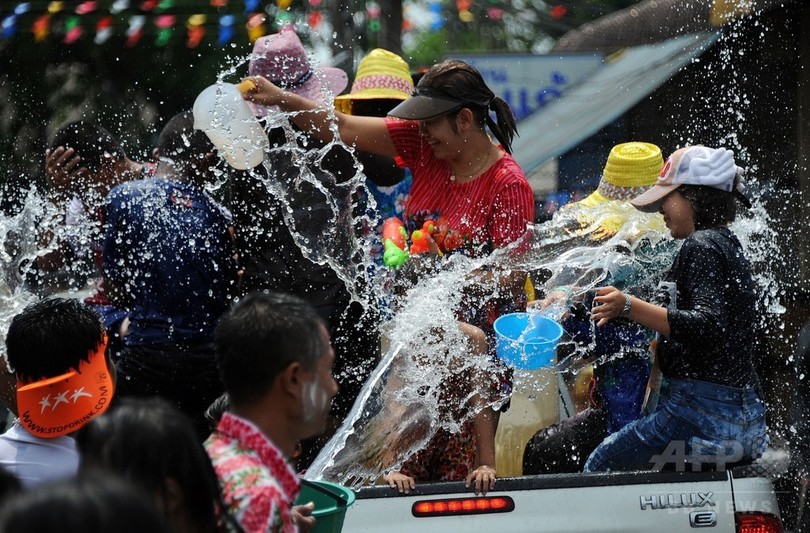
[{"xmin": 0, "ymin": 297, "xmax": 115, "ymax": 487}]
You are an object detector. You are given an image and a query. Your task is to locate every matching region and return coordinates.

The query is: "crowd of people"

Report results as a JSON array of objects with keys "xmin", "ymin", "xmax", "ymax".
[{"xmin": 0, "ymin": 25, "xmax": 774, "ymax": 532}]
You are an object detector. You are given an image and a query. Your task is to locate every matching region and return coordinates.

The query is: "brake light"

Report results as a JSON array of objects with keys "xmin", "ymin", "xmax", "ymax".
[
  {"xmin": 412, "ymin": 496, "xmax": 515, "ymax": 517},
  {"xmin": 736, "ymin": 512, "xmax": 783, "ymax": 533}
]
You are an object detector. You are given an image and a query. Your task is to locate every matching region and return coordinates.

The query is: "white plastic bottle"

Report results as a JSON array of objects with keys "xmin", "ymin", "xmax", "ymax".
[{"xmin": 192, "ymin": 82, "xmax": 269, "ymax": 170}]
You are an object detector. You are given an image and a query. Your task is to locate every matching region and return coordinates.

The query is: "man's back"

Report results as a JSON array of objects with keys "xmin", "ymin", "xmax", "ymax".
[{"xmin": 103, "ymin": 177, "xmax": 234, "ymax": 346}]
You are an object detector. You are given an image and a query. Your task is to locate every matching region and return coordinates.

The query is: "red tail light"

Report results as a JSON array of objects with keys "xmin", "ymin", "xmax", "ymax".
[
  {"xmin": 736, "ymin": 512, "xmax": 783, "ymax": 533},
  {"xmin": 412, "ymin": 496, "xmax": 515, "ymax": 517}
]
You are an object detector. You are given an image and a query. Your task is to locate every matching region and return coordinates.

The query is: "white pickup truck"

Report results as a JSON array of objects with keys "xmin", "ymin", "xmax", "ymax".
[{"xmin": 342, "ymin": 468, "xmax": 783, "ymax": 532}]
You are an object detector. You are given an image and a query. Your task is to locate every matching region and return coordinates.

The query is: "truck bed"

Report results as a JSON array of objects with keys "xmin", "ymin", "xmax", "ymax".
[{"xmin": 342, "ymin": 470, "xmax": 781, "ymax": 532}]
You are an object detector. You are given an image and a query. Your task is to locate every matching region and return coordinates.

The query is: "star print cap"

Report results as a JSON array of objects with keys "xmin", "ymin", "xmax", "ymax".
[{"xmin": 16, "ymin": 336, "xmax": 114, "ymax": 439}]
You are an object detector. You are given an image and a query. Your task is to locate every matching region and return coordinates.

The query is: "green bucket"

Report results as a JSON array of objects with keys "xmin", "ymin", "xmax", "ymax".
[{"xmin": 295, "ymin": 480, "xmax": 356, "ymax": 533}]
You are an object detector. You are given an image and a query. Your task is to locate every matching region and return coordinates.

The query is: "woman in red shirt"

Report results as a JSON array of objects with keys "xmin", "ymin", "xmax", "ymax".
[
  {"xmin": 245, "ymin": 59, "xmax": 534, "ymax": 494},
  {"xmin": 245, "ymin": 59, "xmax": 534, "ymax": 251}
]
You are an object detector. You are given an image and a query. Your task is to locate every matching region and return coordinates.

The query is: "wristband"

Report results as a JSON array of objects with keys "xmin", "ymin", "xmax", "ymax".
[{"xmin": 620, "ymin": 294, "xmax": 632, "ymax": 317}]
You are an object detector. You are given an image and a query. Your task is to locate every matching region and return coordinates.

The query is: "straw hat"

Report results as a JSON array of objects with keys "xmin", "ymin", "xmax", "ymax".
[
  {"xmin": 334, "ymin": 48, "xmax": 414, "ymax": 115},
  {"xmin": 587, "ymin": 142, "xmax": 663, "ymax": 203},
  {"xmin": 247, "ymin": 28, "xmax": 348, "ymax": 117}
]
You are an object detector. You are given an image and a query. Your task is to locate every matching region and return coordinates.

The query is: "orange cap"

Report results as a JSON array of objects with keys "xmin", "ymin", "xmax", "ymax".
[{"xmin": 16, "ymin": 337, "xmax": 114, "ymax": 439}]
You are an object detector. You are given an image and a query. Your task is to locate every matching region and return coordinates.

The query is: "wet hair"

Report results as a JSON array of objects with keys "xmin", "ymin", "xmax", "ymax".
[
  {"xmin": 215, "ymin": 291, "xmax": 328, "ymax": 408},
  {"xmin": 418, "ymin": 60, "xmax": 518, "ymax": 154},
  {"xmin": 50, "ymin": 121, "xmax": 125, "ymax": 172},
  {"xmin": 679, "ymin": 184, "xmax": 738, "ymax": 230},
  {"xmin": 5, "ymin": 298, "xmax": 105, "ymax": 383},
  {"xmin": 76, "ymin": 397, "xmax": 239, "ymax": 533},
  {"xmin": 0, "ymin": 471, "xmax": 168, "ymax": 533},
  {"xmin": 156, "ymin": 111, "xmax": 215, "ymax": 179}
]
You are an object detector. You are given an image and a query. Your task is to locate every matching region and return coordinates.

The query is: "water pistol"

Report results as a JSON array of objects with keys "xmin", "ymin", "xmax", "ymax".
[
  {"xmin": 382, "ymin": 217, "xmax": 410, "ymax": 267},
  {"xmin": 381, "ymin": 216, "xmax": 464, "ymax": 268}
]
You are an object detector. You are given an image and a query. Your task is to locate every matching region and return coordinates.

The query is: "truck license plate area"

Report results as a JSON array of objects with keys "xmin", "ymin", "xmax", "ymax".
[{"xmin": 412, "ymin": 496, "xmax": 515, "ymax": 518}]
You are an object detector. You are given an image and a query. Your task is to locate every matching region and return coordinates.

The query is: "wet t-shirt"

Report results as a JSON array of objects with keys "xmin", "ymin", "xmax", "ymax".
[
  {"xmin": 103, "ymin": 178, "xmax": 234, "ymax": 345},
  {"xmin": 230, "ymin": 126, "xmax": 353, "ymax": 311},
  {"xmin": 384, "ymin": 118, "xmax": 534, "ymax": 256},
  {"xmin": 659, "ymin": 227, "xmax": 759, "ymax": 388}
]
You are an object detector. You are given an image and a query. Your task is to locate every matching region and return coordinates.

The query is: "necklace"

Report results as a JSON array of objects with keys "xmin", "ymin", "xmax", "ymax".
[{"xmin": 449, "ymin": 142, "xmax": 495, "ymax": 183}]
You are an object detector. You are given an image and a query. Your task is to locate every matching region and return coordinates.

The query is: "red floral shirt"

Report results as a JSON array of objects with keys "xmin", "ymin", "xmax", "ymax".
[{"xmin": 205, "ymin": 413, "xmax": 301, "ymax": 533}]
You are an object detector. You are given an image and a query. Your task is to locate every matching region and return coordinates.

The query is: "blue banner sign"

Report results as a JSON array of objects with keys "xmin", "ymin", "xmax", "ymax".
[{"xmin": 449, "ymin": 53, "xmax": 604, "ymax": 121}]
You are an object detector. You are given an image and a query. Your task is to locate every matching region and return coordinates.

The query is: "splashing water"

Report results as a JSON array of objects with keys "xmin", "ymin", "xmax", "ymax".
[{"xmin": 0, "ymin": 14, "xmax": 792, "ymax": 488}]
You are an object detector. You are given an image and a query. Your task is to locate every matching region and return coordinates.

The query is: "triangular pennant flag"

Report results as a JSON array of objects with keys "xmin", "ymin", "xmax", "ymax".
[
  {"xmin": 75, "ymin": 1, "xmax": 97, "ymax": 15},
  {"xmin": 246, "ymin": 12, "xmax": 265, "ymax": 42},
  {"xmin": 32, "ymin": 14, "xmax": 51, "ymax": 42},
  {"xmin": 64, "ymin": 16, "xmax": 83, "ymax": 44},
  {"xmin": 110, "ymin": 0, "xmax": 129, "ymax": 14},
  {"xmin": 155, "ymin": 14, "xmax": 175, "ymax": 28},
  {"xmin": 1, "ymin": 15, "xmax": 17, "ymax": 40},
  {"xmin": 140, "ymin": 0, "xmax": 159, "ymax": 11},
  {"xmin": 95, "ymin": 15, "xmax": 112, "ymax": 44},
  {"xmin": 156, "ymin": 27, "xmax": 171, "ymax": 46},
  {"xmin": 218, "ymin": 14, "xmax": 235, "ymax": 45},
  {"xmin": 186, "ymin": 25, "xmax": 205, "ymax": 48},
  {"xmin": 187, "ymin": 14, "xmax": 206, "ymax": 27},
  {"xmin": 47, "ymin": 2, "xmax": 64, "ymax": 14},
  {"xmin": 126, "ymin": 15, "xmax": 146, "ymax": 47},
  {"xmin": 245, "ymin": 0, "xmax": 260, "ymax": 12},
  {"xmin": 15, "ymin": 3, "xmax": 32, "ymax": 16}
]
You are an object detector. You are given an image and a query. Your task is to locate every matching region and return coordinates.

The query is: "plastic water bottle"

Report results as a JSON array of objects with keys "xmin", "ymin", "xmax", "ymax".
[{"xmin": 192, "ymin": 82, "xmax": 269, "ymax": 170}]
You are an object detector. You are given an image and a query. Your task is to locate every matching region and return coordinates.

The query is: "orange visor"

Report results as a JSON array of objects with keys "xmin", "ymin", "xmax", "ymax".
[{"xmin": 16, "ymin": 336, "xmax": 114, "ymax": 439}]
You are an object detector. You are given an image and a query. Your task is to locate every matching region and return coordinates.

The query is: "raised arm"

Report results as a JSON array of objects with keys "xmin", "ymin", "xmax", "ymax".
[{"xmin": 244, "ymin": 76, "xmax": 398, "ymax": 158}]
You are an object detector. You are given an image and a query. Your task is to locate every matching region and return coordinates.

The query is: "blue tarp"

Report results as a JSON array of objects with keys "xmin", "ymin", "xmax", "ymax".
[{"xmin": 512, "ymin": 32, "xmax": 721, "ymax": 175}]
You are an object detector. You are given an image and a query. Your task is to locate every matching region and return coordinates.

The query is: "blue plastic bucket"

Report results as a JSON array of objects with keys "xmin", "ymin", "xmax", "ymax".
[
  {"xmin": 494, "ymin": 312, "xmax": 563, "ymax": 369},
  {"xmin": 295, "ymin": 480, "xmax": 356, "ymax": 533}
]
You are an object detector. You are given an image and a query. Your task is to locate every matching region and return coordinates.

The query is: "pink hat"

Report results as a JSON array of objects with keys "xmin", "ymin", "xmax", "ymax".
[
  {"xmin": 247, "ymin": 29, "xmax": 348, "ymax": 117},
  {"xmin": 630, "ymin": 145, "xmax": 742, "ymax": 212}
]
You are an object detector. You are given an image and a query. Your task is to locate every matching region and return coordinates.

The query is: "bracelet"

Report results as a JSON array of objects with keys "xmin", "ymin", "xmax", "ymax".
[{"xmin": 620, "ymin": 294, "xmax": 632, "ymax": 317}]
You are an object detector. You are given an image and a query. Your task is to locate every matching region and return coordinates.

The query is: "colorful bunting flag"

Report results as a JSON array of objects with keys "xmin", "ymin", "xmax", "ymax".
[
  {"xmin": 246, "ymin": 12, "xmax": 265, "ymax": 42},
  {"xmin": 186, "ymin": 14, "xmax": 205, "ymax": 48},
  {"xmin": 0, "ymin": 1, "xmax": 342, "ymax": 46},
  {"xmin": 95, "ymin": 15, "xmax": 112, "ymax": 44},
  {"xmin": 110, "ymin": 0, "xmax": 129, "ymax": 14},
  {"xmin": 75, "ymin": 1, "xmax": 97, "ymax": 15},
  {"xmin": 32, "ymin": 13, "xmax": 50, "ymax": 42},
  {"xmin": 64, "ymin": 15, "xmax": 83, "ymax": 43},
  {"xmin": 64, "ymin": 16, "xmax": 84, "ymax": 44},
  {"xmin": 1, "ymin": 15, "xmax": 17, "ymax": 39},
  {"xmin": 126, "ymin": 15, "xmax": 145, "ymax": 47},
  {"xmin": 218, "ymin": 14, "xmax": 235, "ymax": 45}
]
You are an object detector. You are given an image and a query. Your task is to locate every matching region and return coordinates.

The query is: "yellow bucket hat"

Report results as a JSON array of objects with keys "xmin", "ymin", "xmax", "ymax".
[
  {"xmin": 592, "ymin": 142, "xmax": 664, "ymax": 202},
  {"xmin": 334, "ymin": 48, "xmax": 414, "ymax": 115}
]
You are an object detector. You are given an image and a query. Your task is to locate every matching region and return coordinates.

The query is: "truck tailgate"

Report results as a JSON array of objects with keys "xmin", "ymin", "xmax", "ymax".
[{"xmin": 342, "ymin": 471, "xmax": 752, "ymax": 532}]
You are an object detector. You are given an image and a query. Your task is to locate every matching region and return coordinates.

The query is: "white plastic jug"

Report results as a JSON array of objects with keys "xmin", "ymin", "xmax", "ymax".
[{"xmin": 192, "ymin": 82, "xmax": 269, "ymax": 170}]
